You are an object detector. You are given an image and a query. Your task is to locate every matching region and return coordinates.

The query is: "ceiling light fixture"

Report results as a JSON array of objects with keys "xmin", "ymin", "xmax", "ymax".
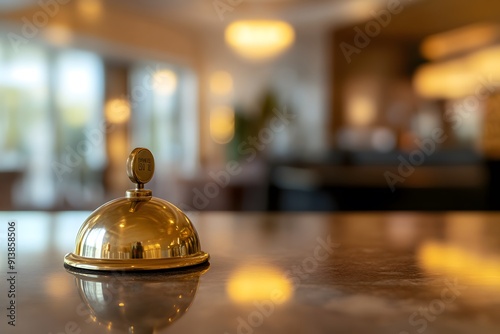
[{"xmin": 225, "ymin": 20, "xmax": 295, "ymax": 61}]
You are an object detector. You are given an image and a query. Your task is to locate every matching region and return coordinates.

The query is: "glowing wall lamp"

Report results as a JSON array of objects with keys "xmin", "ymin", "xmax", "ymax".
[
  {"xmin": 105, "ymin": 98, "xmax": 131, "ymax": 124},
  {"xmin": 415, "ymin": 23, "xmax": 500, "ymax": 99},
  {"xmin": 225, "ymin": 20, "xmax": 295, "ymax": 61},
  {"xmin": 414, "ymin": 45, "xmax": 500, "ymax": 99},
  {"xmin": 421, "ymin": 23, "xmax": 500, "ymax": 60},
  {"xmin": 210, "ymin": 106, "xmax": 235, "ymax": 144}
]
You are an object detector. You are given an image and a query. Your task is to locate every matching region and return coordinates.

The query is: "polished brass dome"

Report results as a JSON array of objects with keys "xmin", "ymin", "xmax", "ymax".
[{"xmin": 64, "ymin": 148, "xmax": 209, "ymax": 271}]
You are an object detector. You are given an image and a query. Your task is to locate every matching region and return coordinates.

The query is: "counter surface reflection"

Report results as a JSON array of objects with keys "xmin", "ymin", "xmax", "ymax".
[{"xmin": 1, "ymin": 211, "xmax": 500, "ymax": 333}]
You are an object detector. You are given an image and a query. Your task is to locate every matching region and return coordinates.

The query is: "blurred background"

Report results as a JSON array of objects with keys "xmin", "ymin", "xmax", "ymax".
[{"xmin": 1, "ymin": 0, "xmax": 500, "ymax": 212}]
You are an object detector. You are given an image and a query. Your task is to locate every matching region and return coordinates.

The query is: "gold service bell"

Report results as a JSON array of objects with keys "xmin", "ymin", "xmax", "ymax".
[{"xmin": 64, "ymin": 148, "xmax": 209, "ymax": 271}]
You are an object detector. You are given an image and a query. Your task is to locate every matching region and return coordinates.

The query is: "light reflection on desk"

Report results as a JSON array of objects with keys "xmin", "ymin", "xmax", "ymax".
[
  {"xmin": 227, "ymin": 264, "xmax": 293, "ymax": 304},
  {"xmin": 1, "ymin": 211, "xmax": 500, "ymax": 333},
  {"xmin": 66, "ymin": 266, "xmax": 207, "ymax": 334}
]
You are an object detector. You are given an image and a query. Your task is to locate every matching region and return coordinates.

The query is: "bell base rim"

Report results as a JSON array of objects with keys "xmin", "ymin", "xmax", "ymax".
[{"xmin": 64, "ymin": 252, "xmax": 210, "ymax": 271}]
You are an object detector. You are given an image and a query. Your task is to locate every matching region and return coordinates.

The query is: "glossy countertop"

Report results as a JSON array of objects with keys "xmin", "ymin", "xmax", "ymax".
[{"xmin": 1, "ymin": 211, "xmax": 500, "ymax": 334}]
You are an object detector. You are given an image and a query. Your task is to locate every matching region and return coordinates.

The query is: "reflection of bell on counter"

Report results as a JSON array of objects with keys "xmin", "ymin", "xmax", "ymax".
[
  {"xmin": 64, "ymin": 147, "xmax": 209, "ymax": 271},
  {"xmin": 66, "ymin": 265, "xmax": 208, "ymax": 333}
]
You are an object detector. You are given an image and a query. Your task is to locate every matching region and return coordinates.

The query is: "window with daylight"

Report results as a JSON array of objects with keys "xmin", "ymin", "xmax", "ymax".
[
  {"xmin": 0, "ymin": 36, "xmax": 105, "ymax": 209},
  {"xmin": 129, "ymin": 63, "xmax": 199, "ymax": 198}
]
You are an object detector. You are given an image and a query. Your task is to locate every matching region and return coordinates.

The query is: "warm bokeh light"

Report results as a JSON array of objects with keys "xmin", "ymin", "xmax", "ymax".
[
  {"xmin": 225, "ymin": 20, "xmax": 295, "ymax": 61},
  {"xmin": 105, "ymin": 98, "xmax": 131, "ymax": 124},
  {"xmin": 210, "ymin": 71, "xmax": 233, "ymax": 95},
  {"xmin": 421, "ymin": 23, "xmax": 500, "ymax": 60},
  {"xmin": 414, "ymin": 45, "xmax": 500, "ymax": 99},
  {"xmin": 414, "ymin": 63, "xmax": 474, "ymax": 99},
  {"xmin": 346, "ymin": 94, "xmax": 377, "ymax": 127},
  {"xmin": 341, "ymin": 0, "xmax": 385, "ymax": 22},
  {"xmin": 227, "ymin": 265, "xmax": 293, "ymax": 304},
  {"xmin": 419, "ymin": 241, "xmax": 500, "ymax": 286},
  {"xmin": 469, "ymin": 45, "xmax": 500, "ymax": 74},
  {"xmin": 77, "ymin": 0, "xmax": 104, "ymax": 22},
  {"xmin": 210, "ymin": 106, "xmax": 235, "ymax": 144},
  {"xmin": 153, "ymin": 69, "xmax": 178, "ymax": 95},
  {"xmin": 42, "ymin": 25, "xmax": 73, "ymax": 46}
]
